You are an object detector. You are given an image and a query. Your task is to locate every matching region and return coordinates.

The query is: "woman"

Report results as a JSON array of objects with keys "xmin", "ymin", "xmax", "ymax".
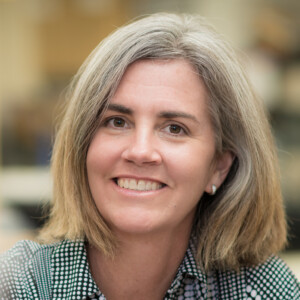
[{"xmin": 1, "ymin": 13, "xmax": 299, "ymax": 299}]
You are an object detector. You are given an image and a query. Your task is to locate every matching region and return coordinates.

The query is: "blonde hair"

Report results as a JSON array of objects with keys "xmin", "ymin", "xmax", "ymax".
[{"xmin": 39, "ymin": 13, "xmax": 287, "ymax": 271}]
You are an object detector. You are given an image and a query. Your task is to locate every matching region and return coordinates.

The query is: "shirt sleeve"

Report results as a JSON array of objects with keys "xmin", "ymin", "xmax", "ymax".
[{"xmin": 0, "ymin": 240, "xmax": 46, "ymax": 299}]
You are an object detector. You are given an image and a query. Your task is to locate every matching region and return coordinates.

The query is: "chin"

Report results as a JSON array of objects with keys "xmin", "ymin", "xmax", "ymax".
[{"xmin": 107, "ymin": 213, "xmax": 163, "ymax": 236}]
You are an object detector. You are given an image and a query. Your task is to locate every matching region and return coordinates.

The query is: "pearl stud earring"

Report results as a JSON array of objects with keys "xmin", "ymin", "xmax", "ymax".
[{"xmin": 211, "ymin": 184, "xmax": 217, "ymax": 195}]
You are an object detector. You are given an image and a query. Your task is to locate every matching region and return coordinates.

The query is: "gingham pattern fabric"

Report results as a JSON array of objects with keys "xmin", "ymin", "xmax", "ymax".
[{"xmin": 0, "ymin": 239, "xmax": 299, "ymax": 299}]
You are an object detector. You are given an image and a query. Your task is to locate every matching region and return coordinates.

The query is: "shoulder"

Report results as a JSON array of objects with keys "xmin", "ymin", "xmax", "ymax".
[
  {"xmin": 0, "ymin": 240, "xmax": 52, "ymax": 275},
  {"xmin": 0, "ymin": 239, "xmax": 56, "ymax": 270},
  {"xmin": 217, "ymin": 255, "xmax": 300, "ymax": 299},
  {"xmin": 0, "ymin": 240, "xmax": 59, "ymax": 299},
  {"xmin": 245, "ymin": 255, "xmax": 300, "ymax": 299}
]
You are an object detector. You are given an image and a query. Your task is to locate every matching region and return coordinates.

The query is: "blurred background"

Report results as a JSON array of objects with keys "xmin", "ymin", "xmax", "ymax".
[{"xmin": 0, "ymin": 0, "xmax": 299, "ymax": 277}]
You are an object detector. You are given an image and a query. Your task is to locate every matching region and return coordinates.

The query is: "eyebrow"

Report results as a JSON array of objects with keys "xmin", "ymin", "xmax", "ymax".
[
  {"xmin": 107, "ymin": 103, "xmax": 200, "ymax": 124},
  {"xmin": 158, "ymin": 111, "xmax": 200, "ymax": 124},
  {"xmin": 107, "ymin": 103, "xmax": 133, "ymax": 115}
]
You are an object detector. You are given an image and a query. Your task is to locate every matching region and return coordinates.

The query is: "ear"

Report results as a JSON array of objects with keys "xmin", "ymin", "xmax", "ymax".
[{"xmin": 205, "ymin": 151, "xmax": 234, "ymax": 194}]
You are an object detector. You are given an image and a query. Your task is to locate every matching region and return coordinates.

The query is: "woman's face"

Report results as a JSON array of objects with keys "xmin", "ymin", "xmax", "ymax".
[{"xmin": 87, "ymin": 59, "xmax": 232, "ymax": 236}]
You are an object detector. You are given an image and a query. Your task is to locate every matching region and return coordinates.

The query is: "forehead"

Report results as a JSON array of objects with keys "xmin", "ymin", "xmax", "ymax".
[
  {"xmin": 112, "ymin": 59, "xmax": 207, "ymax": 105},
  {"xmin": 120, "ymin": 58, "xmax": 200, "ymax": 85}
]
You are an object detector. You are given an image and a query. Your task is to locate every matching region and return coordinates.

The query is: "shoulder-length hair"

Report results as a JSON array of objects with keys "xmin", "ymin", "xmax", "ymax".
[{"xmin": 39, "ymin": 13, "xmax": 286, "ymax": 271}]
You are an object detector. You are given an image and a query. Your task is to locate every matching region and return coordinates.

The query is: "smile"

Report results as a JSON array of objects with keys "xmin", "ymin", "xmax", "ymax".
[{"xmin": 115, "ymin": 178, "xmax": 165, "ymax": 191}]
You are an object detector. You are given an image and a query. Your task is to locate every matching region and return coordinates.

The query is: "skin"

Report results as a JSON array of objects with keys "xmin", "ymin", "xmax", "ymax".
[{"xmin": 86, "ymin": 59, "xmax": 233, "ymax": 299}]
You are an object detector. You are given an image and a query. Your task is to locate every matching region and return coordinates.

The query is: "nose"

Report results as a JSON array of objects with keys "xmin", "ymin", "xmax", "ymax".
[{"xmin": 121, "ymin": 129, "xmax": 162, "ymax": 166}]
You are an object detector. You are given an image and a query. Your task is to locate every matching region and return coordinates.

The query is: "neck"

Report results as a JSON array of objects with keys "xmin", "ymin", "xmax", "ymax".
[{"xmin": 88, "ymin": 230, "xmax": 191, "ymax": 300}]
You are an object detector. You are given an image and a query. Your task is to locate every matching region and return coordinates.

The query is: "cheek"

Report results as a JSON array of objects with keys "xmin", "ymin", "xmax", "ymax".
[
  {"xmin": 86, "ymin": 144, "xmax": 102, "ymax": 175},
  {"xmin": 87, "ymin": 134, "xmax": 120, "ymax": 170},
  {"xmin": 163, "ymin": 143, "xmax": 215, "ymax": 179}
]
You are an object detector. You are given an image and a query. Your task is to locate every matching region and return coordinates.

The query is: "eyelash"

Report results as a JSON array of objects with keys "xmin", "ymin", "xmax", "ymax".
[{"xmin": 103, "ymin": 116, "xmax": 188, "ymax": 136}]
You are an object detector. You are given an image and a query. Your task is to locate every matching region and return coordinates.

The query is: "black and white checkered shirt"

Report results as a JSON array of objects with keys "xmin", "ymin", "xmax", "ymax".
[{"xmin": 1, "ymin": 239, "xmax": 299, "ymax": 299}]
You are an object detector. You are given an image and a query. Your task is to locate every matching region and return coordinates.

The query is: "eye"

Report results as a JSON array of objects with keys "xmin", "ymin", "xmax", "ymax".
[
  {"xmin": 105, "ymin": 117, "xmax": 128, "ymax": 128},
  {"xmin": 169, "ymin": 124, "xmax": 182, "ymax": 134},
  {"xmin": 112, "ymin": 117, "xmax": 125, "ymax": 127},
  {"xmin": 164, "ymin": 124, "xmax": 186, "ymax": 136}
]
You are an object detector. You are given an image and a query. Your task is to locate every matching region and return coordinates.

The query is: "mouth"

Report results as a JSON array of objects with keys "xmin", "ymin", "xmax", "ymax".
[{"xmin": 113, "ymin": 178, "xmax": 166, "ymax": 191}]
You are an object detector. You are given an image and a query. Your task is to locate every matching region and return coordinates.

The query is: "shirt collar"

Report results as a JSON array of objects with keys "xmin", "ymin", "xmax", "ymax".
[
  {"xmin": 167, "ymin": 238, "xmax": 207, "ymax": 295},
  {"xmin": 51, "ymin": 238, "xmax": 206, "ymax": 299},
  {"xmin": 181, "ymin": 238, "xmax": 206, "ymax": 281}
]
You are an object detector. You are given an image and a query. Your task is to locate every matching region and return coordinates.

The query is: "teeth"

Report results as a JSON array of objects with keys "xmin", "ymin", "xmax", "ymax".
[
  {"xmin": 119, "ymin": 178, "xmax": 124, "ymax": 187},
  {"xmin": 124, "ymin": 179, "xmax": 129, "ymax": 189},
  {"xmin": 117, "ymin": 178, "xmax": 163, "ymax": 191},
  {"xmin": 151, "ymin": 182, "xmax": 157, "ymax": 190},
  {"xmin": 146, "ymin": 181, "xmax": 152, "ymax": 190},
  {"xmin": 137, "ymin": 180, "xmax": 145, "ymax": 191},
  {"xmin": 129, "ymin": 179, "xmax": 137, "ymax": 190}
]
